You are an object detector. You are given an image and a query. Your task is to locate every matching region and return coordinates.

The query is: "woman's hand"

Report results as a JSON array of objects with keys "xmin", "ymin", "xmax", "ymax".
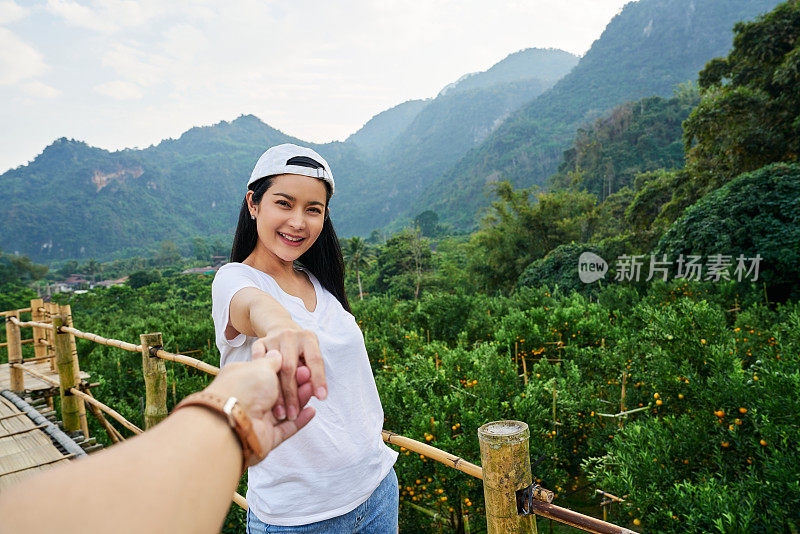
[
  {"xmin": 204, "ymin": 350, "xmax": 317, "ymax": 466},
  {"xmin": 250, "ymin": 321, "xmax": 328, "ymax": 422}
]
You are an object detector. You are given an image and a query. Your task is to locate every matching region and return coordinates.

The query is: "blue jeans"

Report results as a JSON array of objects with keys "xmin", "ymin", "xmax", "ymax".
[{"xmin": 246, "ymin": 468, "xmax": 399, "ymax": 533}]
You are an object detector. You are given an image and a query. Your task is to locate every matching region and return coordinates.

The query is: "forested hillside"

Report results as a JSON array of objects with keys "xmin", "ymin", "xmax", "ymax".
[
  {"xmin": 2, "ymin": 4, "xmax": 799, "ymax": 532},
  {"xmin": 0, "ymin": 49, "xmax": 575, "ymax": 260},
  {"xmin": 415, "ymin": 0, "xmax": 783, "ymax": 231}
]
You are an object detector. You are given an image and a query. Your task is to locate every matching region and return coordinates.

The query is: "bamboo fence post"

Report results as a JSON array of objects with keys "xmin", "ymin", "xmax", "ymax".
[
  {"xmin": 31, "ymin": 300, "xmax": 54, "ymax": 410},
  {"xmin": 6, "ymin": 311, "xmax": 23, "ymax": 392},
  {"xmin": 53, "ymin": 313, "xmax": 83, "ymax": 434},
  {"xmin": 30, "ymin": 299, "xmax": 47, "ymax": 361},
  {"xmin": 45, "ymin": 302, "xmax": 57, "ymax": 370},
  {"xmin": 141, "ymin": 332, "xmax": 167, "ymax": 429},
  {"xmin": 61, "ymin": 304, "xmax": 89, "ymax": 437},
  {"xmin": 478, "ymin": 421, "xmax": 537, "ymax": 534}
]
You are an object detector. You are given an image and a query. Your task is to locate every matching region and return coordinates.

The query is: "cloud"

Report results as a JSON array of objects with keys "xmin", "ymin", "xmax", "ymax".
[
  {"xmin": 23, "ymin": 80, "xmax": 60, "ymax": 98},
  {"xmin": 45, "ymin": 0, "xmax": 115, "ymax": 33},
  {"xmin": 101, "ymin": 43, "xmax": 162, "ymax": 86},
  {"xmin": 94, "ymin": 80, "xmax": 143, "ymax": 99},
  {"xmin": 0, "ymin": 0, "xmax": 28, "ymax": 24},
  {"xmin": 161, "ymin": 23, "xmax": 207, "ymax": 59},
  {"xmin": 0, "ymin": 28, "xmax": 47, "ymax": 85}
]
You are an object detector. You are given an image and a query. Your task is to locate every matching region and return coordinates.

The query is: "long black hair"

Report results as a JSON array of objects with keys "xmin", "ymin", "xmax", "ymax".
[{"xmin": 229, "ymin": 173, "xmax": 351, "ymax": 314}]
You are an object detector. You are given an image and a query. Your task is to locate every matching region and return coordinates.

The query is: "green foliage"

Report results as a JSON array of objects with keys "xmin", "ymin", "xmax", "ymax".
[
  {"xmin": 127, "ymin": 269, "xmax": 163, "ymax": 289},
  {"xmin": 657, "ymin": 163, "xmax": 800, "ymax": 300},
  {"xmin": 0, "ymin": 251, "xmax": 48, "ymax": 285},
  {"xmin": 468, "ymin": 182, "xmax": 596, "ymax": 292},
  {"xmin": 684, "ymin": 0, "xmax": 800, "ymax": 189},
  {"xmin": 418, "ymin": 0, "xmax": 783, "ymax": 232},
  {"xmin": 369, "ymin": 229, "xmax": 432, "ymax": 299},
  {"xmin": 550, "ymin": 92, "xmax": 699, "ymax": 199}
]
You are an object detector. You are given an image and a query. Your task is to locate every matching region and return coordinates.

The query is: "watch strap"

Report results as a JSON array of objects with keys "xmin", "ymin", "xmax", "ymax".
[{"xmin": 173, "ymin": 391, "xmax": 264, "ymax": 469}]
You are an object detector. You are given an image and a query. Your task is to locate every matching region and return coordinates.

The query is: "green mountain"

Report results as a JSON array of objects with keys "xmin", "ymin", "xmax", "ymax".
[
  {"xmin": 414, "ymin": 0, "xmax": 784, "ymax": 231},
  {"xmin": 336, "ymin": 48, "xmax": 578, "ymax": 232},
  {"xmin": 549, "ymin": 88, "xmax": 700, "ymax": 200},
  {"xmin": 345, "ymin": 99, "xmax": 429, "ymax": 154},
  {"xmin": 0, "ymin": 48, "xmax": 576, "ymax": 260},
  {"xmin": 0, "ymin": 116, "xmax": 376, "ymax": 261}
]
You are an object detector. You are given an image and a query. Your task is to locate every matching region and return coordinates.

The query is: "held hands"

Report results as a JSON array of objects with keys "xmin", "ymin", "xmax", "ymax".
[
  {"xmin": 204, "ymin": 350, "xmax": 316, "ymax": 467},
  {"xmin": 250, "ymin": 321, "xmax": 328, "ymax": 422}
]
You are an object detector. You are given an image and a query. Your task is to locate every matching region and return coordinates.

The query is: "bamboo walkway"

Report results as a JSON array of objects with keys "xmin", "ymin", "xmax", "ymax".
[
  {"xmin": 0, "ymin": 360, "xmax": 89, "ymax": 394},
  {"xmin": 0, "ymin": 393, "xmax": 83, "ymax": 491}
]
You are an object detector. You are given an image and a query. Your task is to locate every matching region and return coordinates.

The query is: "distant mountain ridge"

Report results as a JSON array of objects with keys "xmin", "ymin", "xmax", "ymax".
[
  {"xmin": 0, "ymin": 48, "xmax": 576, "ymax": 260},
  {"xmin": 0, "ymin": 0, "xmax": 785, "ymax": 260},
  {"xmin": 411, "ymin": 0, "xmax": 784, "ymax": 231}
]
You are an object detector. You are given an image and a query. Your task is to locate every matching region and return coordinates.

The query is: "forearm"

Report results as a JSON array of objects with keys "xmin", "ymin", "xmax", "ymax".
[
  {"xmin": 248, "ymin": 297, "xmax": 297, "ymax": 337},
  {"xmin": 0, "ymin": 407, "xmax": 241, "ymax": 534}
]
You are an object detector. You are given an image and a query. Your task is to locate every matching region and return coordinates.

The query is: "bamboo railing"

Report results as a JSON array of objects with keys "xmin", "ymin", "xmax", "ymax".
[{"xmin": 2, "ymin": 300, "xmax": 634, "ymax": 533}]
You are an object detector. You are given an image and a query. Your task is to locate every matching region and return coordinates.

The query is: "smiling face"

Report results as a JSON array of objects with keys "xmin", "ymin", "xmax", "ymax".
[{"xmin": 247, "ymin": 174, "xmax": 329, "ymax": 266}]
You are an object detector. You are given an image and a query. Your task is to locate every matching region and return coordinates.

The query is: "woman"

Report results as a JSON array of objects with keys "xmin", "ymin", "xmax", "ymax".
[{"xmin": 211, "ymin": 143, "xmax": 399, "ymax": 533}]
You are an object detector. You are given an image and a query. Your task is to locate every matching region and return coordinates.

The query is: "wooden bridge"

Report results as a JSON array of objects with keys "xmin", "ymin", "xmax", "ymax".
[{"xmin": 0, "ymin": 298, "xmax": 634, "ymax": 534}]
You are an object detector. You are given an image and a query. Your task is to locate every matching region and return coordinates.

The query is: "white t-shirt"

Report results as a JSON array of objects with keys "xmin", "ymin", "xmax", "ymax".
[{"xmin": 211, "ymin": 262, "xmax": 398, "ymax": 526}]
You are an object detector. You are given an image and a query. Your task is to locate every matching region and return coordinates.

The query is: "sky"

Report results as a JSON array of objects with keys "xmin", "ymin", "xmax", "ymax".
[{"xmin": 0, "ymin": 0, "xmax": 633, "ymax": 173}]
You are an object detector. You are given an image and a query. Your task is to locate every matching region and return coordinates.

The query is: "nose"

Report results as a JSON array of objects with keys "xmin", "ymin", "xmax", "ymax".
[{"xmin": 287, "ymin": 208, "xmax": 306, "ymax": 231}]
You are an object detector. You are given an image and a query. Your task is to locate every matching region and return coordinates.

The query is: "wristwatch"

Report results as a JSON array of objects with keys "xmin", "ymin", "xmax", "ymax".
[{"xmin": 173, "ymin": 391, "xmax": 264, "ymax": 469}]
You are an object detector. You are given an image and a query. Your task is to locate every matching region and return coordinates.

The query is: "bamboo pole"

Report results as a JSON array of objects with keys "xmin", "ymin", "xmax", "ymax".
[
  {"xmin": 141, "ymin": 333, "xmax": 167, "ymax": 429},
  {"xmin": 68, "ymin": 387, "xmax": 143, "ymax": 435},
  {"xmin": 6, "ymin": 310, "xmax": 23, "ymax": 392},
  {"xmin": 10, "ymin": 317, "xmax": 219, "ymax": 375},
  {"xmin": 478, "ymin": 421, "xmax": 537, "ymax": 534},
  {"xmin": 232, "ymin": 492, "xmax": 247, "ymax": 511},
  {"xmin": 11, "ymin": 363, "xmax": 58, "ymax": 386},
  {"xmin": 53, "ymin": 313, "xmax": 83, "ymax": 434},
  {"xmin": 0, "ymin": 338, "xmax": 33, "ymax": 347},
  {"xmin": 521, "ymin": 354, "xmax": 528, "ymax": 386},
  {"xmin": 62, "ymin": 304, "xmax": 89, "ymax": 438},
  {"xmin": 151, "ymin": 348, "xmax": 219, "ymax": 375},
  {"xmin": 30, "ymin": 299, "xmax": 47, "ymax": 362},
  {"xmin": 45, "ymin": 302, "xmax": 57, "ymax": 370},
  {"xmin": 382, "ymin": 430, "xmax": 482, "ymax": 479},
  {"xmin": 619, "ymin": 371, "xmax": 627, "ymax": 429},
  {"xmin": 85, "ymin": 391, "xmax": 123, "ymax": 443},
  {"xmin": 0, "ymin": 307, "xmax": 31, "ymax": 315}
]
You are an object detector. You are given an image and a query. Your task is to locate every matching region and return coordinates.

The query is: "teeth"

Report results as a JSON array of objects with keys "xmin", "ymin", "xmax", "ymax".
[{"xmin": 279, "ymin": 232, "xmax": 303, "ymax": 242}]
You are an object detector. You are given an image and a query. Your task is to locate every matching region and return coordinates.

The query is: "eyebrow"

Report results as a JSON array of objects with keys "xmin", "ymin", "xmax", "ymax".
[{"xmin": 272, "ymin": 192, "xmax": 325, "ymax": 207}]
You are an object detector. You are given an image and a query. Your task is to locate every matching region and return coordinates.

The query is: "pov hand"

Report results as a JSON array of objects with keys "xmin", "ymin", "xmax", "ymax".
[
  {"xmin": 250, "ymin": 322, "xmax": 328, "ymax": 423},
  {"xmin": 204, "ymin": 350, "xmax": 316, "ymax": 467}
]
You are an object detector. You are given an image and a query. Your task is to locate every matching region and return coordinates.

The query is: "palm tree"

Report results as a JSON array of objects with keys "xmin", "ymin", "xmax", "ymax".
[
  {"xmin": 84, "ymin": 258, "xmax": 101, "ymax": 284},
  {"xmin": 343, "ymin": 237, "xmax": 370, "ymax": 300}
]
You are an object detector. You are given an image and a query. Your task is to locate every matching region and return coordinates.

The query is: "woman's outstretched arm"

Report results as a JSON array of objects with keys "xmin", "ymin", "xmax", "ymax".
[
  {"xmin": 0, "ymin": 352, "xmax": 315, "ymax": 534},
  {"xmin": 229, "ymin": 287, "xmax": 328, "ymax": 421}
]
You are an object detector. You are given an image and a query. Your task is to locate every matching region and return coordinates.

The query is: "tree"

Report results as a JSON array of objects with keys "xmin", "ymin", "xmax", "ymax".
[
  {"xmin": 413, "ymin": 210, "xmax": 443, "ymax": 237},
  {"xmin": 192, "ymin": 238, "xmax": 210, "ymax": 262},
  {"xmin": 468, "ymin": 181, "xmax": 596, "ymax": 292},
  {"xmin": 656, "ymin": 163, "xmax": 800, "ymax": 300},
  {"xmin": 127, "ymin": 270, "xmax": 162, "ymax": 289},
  {"xmin": 683, "ymin": 0, "xmax": 800, "ymax": 190},
  {"xmin": 343, "ymin": 237, "xmax": 371, "ymax": 300},
  {"xmin": 58, "ymin": 260, "xmax": 79, "ymax": 278},
  {"xmin": 155, "ymin": 241, "xmax": 181, "ymax": 266},
  {"xmin": 372, "ymin": 229, "xmax": 432, "ymax": 299},
  {"xmin": 83, "ymin": 258, "xmax": 101, "ymax": 283}
]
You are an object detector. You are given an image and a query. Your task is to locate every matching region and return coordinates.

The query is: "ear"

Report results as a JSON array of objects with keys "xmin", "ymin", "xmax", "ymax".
[{"xmin": 246, "ymin": 190, "xmax": 257, "ymax": 216}]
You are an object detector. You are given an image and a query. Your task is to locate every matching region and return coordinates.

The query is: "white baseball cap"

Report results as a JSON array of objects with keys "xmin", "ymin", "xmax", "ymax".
[{"xmin": 248, "ymin": 143, "xmax": 334, "ymax": 195}]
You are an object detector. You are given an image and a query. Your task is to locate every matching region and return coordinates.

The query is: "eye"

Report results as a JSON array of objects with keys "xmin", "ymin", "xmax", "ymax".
[
  {"xmin": 276, "ymin": 200, "xmax": 291, "ymax": 207},
  {"xmin": 308, "ymin": 207, "xmax": 322, "ymax": 214}
]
